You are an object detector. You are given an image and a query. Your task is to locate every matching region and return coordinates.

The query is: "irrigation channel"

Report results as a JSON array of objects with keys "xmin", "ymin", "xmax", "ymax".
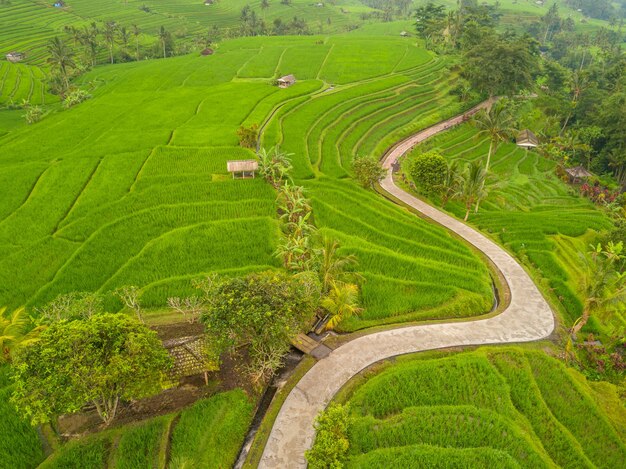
[{"xmin": 256, "ymin": 100, "xmax": 556, "ymax": 468}]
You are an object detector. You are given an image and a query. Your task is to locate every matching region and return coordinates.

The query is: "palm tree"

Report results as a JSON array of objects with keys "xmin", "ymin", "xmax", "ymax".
[
  {"xmin": 571, "ymin": 242, "xmax": 626, "ymax": 336},
  {"xmin": 317, "ymin": 237, "xmax": 361, "ymax": 294},
  {"xmin": 47, "ymin": 37, "xmax": 76, "ymax": 94},
  {"xmin": 131, "ymin": 24, "xmax": 141, "ymax": 61},
  {"xmin": 561, "ymin": 71, "xmax": 588, "ymax": 135},
  {"xmin": 103, "ymin": 21, "xmax": 118, "ymax": 64},
  {"xmin": 321, "ymin": 283, "xmax": 362, "ymax": 330},
  {"xmin": 159, "ymin": 26, "xmax": 169, "ymax": 59},
  {"xmin": 456, "ymin": 160, "xmax": 487, "ymax": 222},
  {"xmin": 118, "ymin": 26, "xmax": 131, "ymax": 58},
  {"xmin": 471, "ymin": 101, "xmax": 516, "ymax": 174},
  {"xmin": 1, "ymin": 307, "xmax": 44, "ymax": 363},
  {"xmin": 440, "ymin": 159, "xmax": 461, "ymax": 207}
]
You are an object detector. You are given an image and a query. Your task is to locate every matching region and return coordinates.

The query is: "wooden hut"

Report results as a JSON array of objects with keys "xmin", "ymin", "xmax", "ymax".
[
  {"xmin": 163, "ymin": 335, "xmax": 214, "ymax": 384},
  {"xmin": 201, "ymin": 48, "xmax": 214, "ymax": 56},
  {"xmin": 400, "ymin": 31, "xmax": 409, "ymax": 37},
  {"xmin": 565, "ymin": 165, "xmax": 593, "ymax": 184},
  {"xmin": 516, "ymin": 129, "xmax": 539, "ymax": 149},
  {"xmin": 5, "ymin": 52, "xmax": 24, "ymax": 63},
  {"xmin": 227, "ymin": 159, "xmax": 258, "ymax": 179},
  {"xmin": 277, "ymin": 74, "xmax": 296, "ymax": 88}
]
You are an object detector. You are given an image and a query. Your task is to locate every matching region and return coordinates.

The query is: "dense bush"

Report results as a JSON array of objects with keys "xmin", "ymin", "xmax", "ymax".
[
  {"xmin": 306, "ymin": 404, "xmax": 351, "ymax": 469},
  {"xmin": 410, "ymin": 150, "xmax": 448, "ymax": 194}
]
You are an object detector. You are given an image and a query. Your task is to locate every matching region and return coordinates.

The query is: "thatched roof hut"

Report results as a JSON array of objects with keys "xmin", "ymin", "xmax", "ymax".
[
  {"xmin": 201, "ymin": 48, "xmax": 214, "ymax": 56},
  {"xmin": 163, "ymin": 335, "xmax": 213, "ymax": 383},
  {"xmin": 516, "ymin": 129, "xmax": 539, "ymax": 148},
  {"xmin": 565, "ymin": 165, "xmax": 593, "ymax": 183},
  {"xmin": 6, "ymin": 52, "xmax": 24, "ymax": 63},
  {"xmin": 277, "ymin": 74, "xmax": 296, "ymax": 88},
  {"xmin": 227, "ymin": 159, "xmax": 258, "ymax": 178}
]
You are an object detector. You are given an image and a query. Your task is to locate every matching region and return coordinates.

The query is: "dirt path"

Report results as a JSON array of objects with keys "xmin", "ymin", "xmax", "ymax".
[{"xmin": 258, "ymin": 100, "xmax": 554, "ymax": 468}]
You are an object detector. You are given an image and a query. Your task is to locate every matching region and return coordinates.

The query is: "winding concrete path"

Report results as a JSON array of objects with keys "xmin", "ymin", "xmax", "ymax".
[{"xmin": 258, "ymin": 102, "xmax": 555, "ymax": 468}]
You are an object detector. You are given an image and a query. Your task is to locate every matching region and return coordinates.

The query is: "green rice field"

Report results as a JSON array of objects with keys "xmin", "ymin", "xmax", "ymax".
[
  {"xmin": 401, "ymin": 123, "xmax": 617, "ymax": 331},
  {"xmin": 337, "ymin": 346, "xmax": 626, "ymax": 468},
  {"xmin": 0, "ymin": 34, "xmax": 495, "ymax": 330},
  {"xmin": 37, "ymin": 389, "xmax": 253, "ymax": 468}
]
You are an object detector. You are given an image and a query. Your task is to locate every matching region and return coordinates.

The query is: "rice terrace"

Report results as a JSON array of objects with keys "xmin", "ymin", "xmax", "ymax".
[{"xmin": 0, "ymin": 1, "xmax": 625, "ymax": 468}]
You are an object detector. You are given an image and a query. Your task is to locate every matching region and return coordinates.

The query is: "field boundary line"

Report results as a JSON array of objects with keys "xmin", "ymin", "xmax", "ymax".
[
  {"xmin": 315, "ymin": 43, "xmax": 335, "ymax": 80},
  {"xmin": 0, "ymin": 164, "xmax": 49, "ymax": 226},
  {"xmin": 257, "ymin": 98, "xmax": 555, "ymax": 468}
]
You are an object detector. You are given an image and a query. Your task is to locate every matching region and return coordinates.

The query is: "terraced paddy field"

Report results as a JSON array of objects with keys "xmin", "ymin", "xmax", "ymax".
[
  {"xmin": 36, "ymin": 389, "xmax": 253, "ymax": 469},
  {"xmin": 0, "ymin": 61, "xmax": 57, "ymax": 106},
  {"xmin": 401, "ymin": 124, "xmax": 617, "ymax": 332},
  {"xmin": 0, "ymin": 0, "xmax": 375, "ymax": 65},
  {"xmin": 0, "ymin": 35, "xmax": 494, "ymax": 330},
  {"xmin": 337, "ymin": 346, "xmax": 626, "ymax": 468}
]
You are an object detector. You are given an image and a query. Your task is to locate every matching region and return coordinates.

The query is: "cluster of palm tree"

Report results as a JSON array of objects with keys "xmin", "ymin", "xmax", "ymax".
[
  {"xmin": 0, "ymin": 307, "xmax": 44, "ymax": 364},
  {"xmin": 258, "ymin": 146, "xmax": 364, "ymax": 329}
]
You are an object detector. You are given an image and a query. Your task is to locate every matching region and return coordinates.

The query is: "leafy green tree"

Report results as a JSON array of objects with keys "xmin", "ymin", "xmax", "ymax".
[
  {"xmin": 414, "ymin": 2, "xmax": 446, "ymax": 49},
  {"xmin": 11, "ymin": 314, "xmax": 172, "ymax": 425},
  {"xmin": 0, "ymin": 307, "xmax": 44, "ymax": 364},
  {"xmin": 200, "ymin": 271, "xmax": 319, "ymax": 383},
  {"xmin": 572, "ymin": 242, "xmax": 626, "ymax": 336},
  {"xmin": 321, "ymin": 282, "xmax": 362, "ymax": 330},
  {"xmin": 237, "ymin": 124, "xmax": 259, "ymax": 149},
  {"xmin": 352, "ymin": 155, "xmax": 386, "ymax": 189},
  {"xmin": 472, "ymin": 101, "xmax": 516, "ymax": 173},
  {"xmin": 306, "ymin": 404, "xmax": 350, "ymax": 469},
  {"xmin": 456, "ymin": 160, "xmax": 487, "ymax": 221},
  {"xmin": 46, "ymin": 36, "xmax": 76, "ymax": 95},
  {"xmin": 462, "ymin": 35, "xmax": 539, "ymax": 97},
  {"xmin": 409, "ymin": 150, "xmax": 448, "ymax": 195}
]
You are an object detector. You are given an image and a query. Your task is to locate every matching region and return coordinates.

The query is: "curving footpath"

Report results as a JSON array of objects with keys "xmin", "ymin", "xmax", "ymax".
[{"xmin": 258, "ymin": 102, "xmax": 555, "ymax": 468}]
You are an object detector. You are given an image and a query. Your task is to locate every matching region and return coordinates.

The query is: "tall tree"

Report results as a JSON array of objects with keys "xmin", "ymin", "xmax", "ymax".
[
  {"xmin": 455, "ymin": 160, "xmax": 487, "ymax": 221},
  {"xmin": 46, "ymin": 36, "xmax": 76, "ymax": 96},
  {"xmin": 159, "ymin": 26, "xmax": 169, "ymax": 59},
  {"xmin": 103, "ymin": 21, "xmax": 118, "ymax": 64},
  {"xmin": 471, "ymin": 101, "xmax": 516, "ymax": 173},
  {"xmin": 131, "ymin": 24, "xmax": 141, "ymax": 60}
]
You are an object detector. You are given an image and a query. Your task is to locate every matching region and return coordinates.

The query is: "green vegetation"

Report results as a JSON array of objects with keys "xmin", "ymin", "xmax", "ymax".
[
  {"xmin": 0, "ymin": 365, "xmax": 45, "ymax": 469},
  {"xmin": 38, "ymin": 389, "xmax": 252, "ymax": 468},
  {"xmin": 335, "ymin": 346, "xmax": 626, "ymax": 468},
  {"xmin": 169, "ymin": 389, "xmax": 254, "ymax": 468},
  {"xmin": 402, "ymin": 124, "xmax": 613, "ymax": 328}
]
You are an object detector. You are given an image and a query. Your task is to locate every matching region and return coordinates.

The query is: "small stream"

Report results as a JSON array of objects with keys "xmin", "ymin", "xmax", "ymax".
[{"xmin": 234, "ymin": 349, "xmax": 304, "ymax": 469}]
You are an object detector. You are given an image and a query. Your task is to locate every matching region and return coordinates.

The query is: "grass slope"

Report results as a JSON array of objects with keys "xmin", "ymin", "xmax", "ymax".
[
  {"xmin": 340, "ymin": 346, "xmax": 626, "ymax": 468},
  {"xmin": 0, "ymin": 35, "xmax": 493, "ymax": 330}
]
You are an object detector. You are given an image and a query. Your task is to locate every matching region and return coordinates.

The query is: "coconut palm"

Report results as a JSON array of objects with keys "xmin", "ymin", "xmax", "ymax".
[
  {"xmin": 321, "ymin": 283, "xmax": 362, "ymax": 330},
  {"xmin": 158, "ymin": 26, "xmax": 169, "ymax": 59},
  {"xmin": 440, "ymin": 159, "xmax": 461, "ymax": 207},
  {"xmin": 131, "ymin": 24, "xmax": 141, "ymax": 61},
  {"xmin": 571, "ymin": 242, "xmax": 626, "ymax": 336},
  {"xmin": 317, "ymin": 237, "xmax": 361, "ymax": 294},
  {"xmin": 46, "ymin": 37, "xmax": 76, "ymax": 93},
  {"xmin": 471, "ymin": 101, "xmax": 516, "ymax": 174},
  {"xmin": 456, "ymin": 160, "xmax": 487, "ymax": 222},
  {"xmin": 103, "ymin": 21, "xmax": 118, "ymax": 64},
  {"xmin": 0, "ymin": 307, "xmax": 44, "ymax": 364}
]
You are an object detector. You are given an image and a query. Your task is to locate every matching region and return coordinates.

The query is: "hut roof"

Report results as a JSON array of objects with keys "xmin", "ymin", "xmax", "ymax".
[
  {"xmin": 163, "ymin": 335, "xmax": 211, "ymax": 378},
  {"xmin": 278, "ymin": 74, "xmax": 296, "ymax": 84},
  {"xmin": 565, "ymin": 166, "xmax": 593, "ymax": 179},
  {"xmin": 201, "ymin": 48, "xmax": 214, "ymax": 56},
  {"xmin": 227, "ymin": 159, "xmax": 259, "ymax": 172},
  {"xmin": 516, "ymin": 129, "xmax": 539, "ymax": 148}
]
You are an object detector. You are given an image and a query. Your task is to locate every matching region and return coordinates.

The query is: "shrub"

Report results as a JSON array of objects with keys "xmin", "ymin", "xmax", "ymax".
[
  {"xmin": 410, "ymin": 150, "xmax": 447, "ymax": 195},
  {"xmin": 306, "ymin": 404, "xmax": 350, "ymax": 469},
  {"xmin": 352, "ymin": 155, "xmax": 386, "ymax": 189},
  {"xmin": 237, "ymin": 124, "xmax": 258, "ymax": 148},
  {"xmin": 62, "ymin": 89, "xmax": 92, "ymax": 109}
]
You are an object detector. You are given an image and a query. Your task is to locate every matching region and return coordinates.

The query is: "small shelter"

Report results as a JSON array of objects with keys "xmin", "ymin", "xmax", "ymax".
[
  {"xmin": 163, "ymin": 335, "xmax": 213, "ymax": 384},
  {"xmin": 400, "ymin": 31, "xmax": 409, "ymax": 37},
  {"xmin": 565, "ymin": 165, "xmax": 593, "ymax": 184},
  {"xmin": 227, "ymin": 159, "xmax": 258, "ymax": 179},
  {"xmin": 516, "ymin": 129, "xmax": 539, "ymax": 149},
  {"xmin": 204, "ymin": 0, "xmax": 213, "ymax": 5},
  {"xmin": 53, "ymin": 1, "xmax": 65, "ymax": 7},
  {"xmin": 5, "ymin": 52, "xmax": 24, "ymax": 63},
  {"xmin": 201, "ymin": 48, "xmax": 214, "ymax": 56},
  {"xmin": 277, "ymin": 74, "xmax": 296, "ymax": 88}
]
